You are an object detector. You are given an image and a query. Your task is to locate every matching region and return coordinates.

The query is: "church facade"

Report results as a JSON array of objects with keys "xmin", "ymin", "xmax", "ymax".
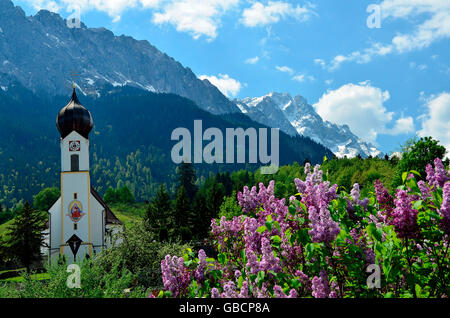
[{"xmin": 44, "ymin": 86, "xmax": 122, "ymax": 264}]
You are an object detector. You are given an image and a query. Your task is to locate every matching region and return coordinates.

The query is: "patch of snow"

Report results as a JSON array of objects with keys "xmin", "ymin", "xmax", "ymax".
[{"xmin": 144, "ymin": 85, "xmax": 157, "ymax": 93}]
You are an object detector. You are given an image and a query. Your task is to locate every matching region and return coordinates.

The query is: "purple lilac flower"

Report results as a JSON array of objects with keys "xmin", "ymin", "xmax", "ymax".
[
  {"xmin": 211, "ymin": 288, "xmax": 221, "ymax": 298},
  {"xmin": 311, "ymin": 270, "xmax": 330, "ymax": 298},
  {"xmin": 308, "ymin": 206, "xmax": 341, "ymax": 243},
  {"xmin": 194, "ymin": 249, "xmax": 207, "ymax": 283},
  {"xmin": 259, "ymin": 237, "xmax": 282, "ymax": 272},
  {"xmin": 346, "ymin": 183, "xmax": 369, "ymax": 221},
  {"xmin": 272, "ymin": 285, "xmax": 297, "ymax": 298},
  {"xmin": 237, "ymin": 181, "xmax": 276, "ymax": 215},
  {"xmin": 161, "ymin": 255, "xmax": 190, "ymax": 297},
  {"xmin": 426, "ymin": 158, "xmax": 450, "ymax": 188},
  {"xmin": 245, "ymin": 250, "xmax": 259, "ymax": 275},
  {"xmin": 295, "ymin": 270, "xmax": 310, "ymax": 290},
  {"xmin": 374, "ymin": 179, "xmax": 394, "ymax": 220},
  {"xmin": 417, "ymin": 180, "xmax": 431, "ymax": 200},
  {"xmin": 256, "ymin": 283, "xmax": 269, "ymax": 298},
  {"xmin": 440, "ymin": 182, "xmax": 450, "ymax": 233},
  {"xmin": 238, "ymin": 281, "xmax": 249, "ymax": 298},
  {"xmin": 392, "ymin": 190, "xmax": 420, "ymax": 239},
  {"xmin": 221, "ymin": 281, "xmax": 238, "ymax": 298},
  {"xmin": 294, "ymin": 164, "xmax": 340, "ymax": 243}
]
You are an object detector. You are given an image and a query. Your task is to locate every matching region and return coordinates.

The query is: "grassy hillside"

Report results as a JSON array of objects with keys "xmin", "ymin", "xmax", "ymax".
[{"xmin": 108, "ymin": 202, "xmax": 146, "ymax": 226}]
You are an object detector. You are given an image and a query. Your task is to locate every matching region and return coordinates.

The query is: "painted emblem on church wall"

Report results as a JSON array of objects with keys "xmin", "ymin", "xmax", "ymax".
[
  {"xmin": 69, "ymin": 140, "xmax": 81, "ymax": 152},
  {"xmin": 67, "ymin": 200, "xmax": 85, "ymax": 223}
]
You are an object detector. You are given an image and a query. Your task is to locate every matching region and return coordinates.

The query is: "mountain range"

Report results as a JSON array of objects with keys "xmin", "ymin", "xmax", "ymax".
[
  {"xmin": 0, "ymin": 0, "xmax": 336, "ymax": 205},
  {"xmin": 0, "ymin": 0, "xmax": 384, "ymax": 160},
  {"xmin": 0, "ymin": 0, "xmax": 238, "ymax": 115},
  {"xmin": 0, "ymin": 0, "xmax": 385, "ymax": 206},
  {"xmin": 236, "ymin": 93, "xmax": 383, "ymax": 158}
]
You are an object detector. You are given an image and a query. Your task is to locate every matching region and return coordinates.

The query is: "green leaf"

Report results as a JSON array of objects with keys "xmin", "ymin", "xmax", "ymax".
[
  {"xmin": 256, "ymin": 226, "xmax": 267, "ymax": 234},
  {"xmin": 402, "ymin": 171, "xmax": 408, "ymax": 183},
  {"xmin": 265, "ymin": 221, "xmax": 273, "ymax": 232},
  {"xmin": 238, "ymin": 275, "xmax": 244, "ymax": 289},
  {"xmin": 271, "ymin": 235, "xmax": 282, "ymax": 245},
  {"xmin": 257, "ymin": 271, "xmax": 265, "ymax": 288},
  {"xmin": 217, "ymin": 253, "xmax": 227, "ymax": 265},
  {"xmin": 288, "ymin": 205, "xmax": 297, "ymax": 216},
  {"xmin": 384, "ymin": 292, "xmax": 393, "ymax": 298},
  {"xmin": 298, "ymin": 202, "xmax": 307, "ymax": 214},
  {"xmin": 412, "ymin": 200, "xmax": 423, "ymax": 210},
  {"xmin": 273, "ymin": 221, "xmax": 281, "ymax": 233},
  {"xmin": 366, "ymin": 223, "xmax": 382, "ymax": 242},
  {"xmin": 410, "ymin": 170, "xmax": 421, "ymax": 177}
]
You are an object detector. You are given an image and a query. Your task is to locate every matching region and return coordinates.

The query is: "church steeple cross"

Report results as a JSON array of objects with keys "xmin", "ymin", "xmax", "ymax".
[{"xmin": 71, "ymin": 71, "xmax": 79, "ymax": 88}]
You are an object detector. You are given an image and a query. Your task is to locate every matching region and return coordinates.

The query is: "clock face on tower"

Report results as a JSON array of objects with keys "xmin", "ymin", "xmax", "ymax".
[{"xmin": 69, "ymin": 140, "xmax": 81, "ymax": 152}]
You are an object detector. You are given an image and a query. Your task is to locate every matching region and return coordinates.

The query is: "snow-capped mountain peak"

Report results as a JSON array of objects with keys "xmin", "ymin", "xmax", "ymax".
[{"xmin": 236, "ymin": 92, "xmax": 383, "ymax": 158}]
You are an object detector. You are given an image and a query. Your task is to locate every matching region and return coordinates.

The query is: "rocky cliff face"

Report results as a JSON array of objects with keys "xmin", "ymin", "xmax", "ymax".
[
  {"xmin": 0, "ymin": 0, "xmax": 239, "ymax": 114},
  {"xmin": 236, "ymin": 92, "xmax": 383, "ymax": 158}
]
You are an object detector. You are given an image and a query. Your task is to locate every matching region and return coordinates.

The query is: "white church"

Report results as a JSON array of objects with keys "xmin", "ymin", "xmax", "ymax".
[{"xmin": 43, "ymin": 85, "xmax": 122, "ymax": 264}]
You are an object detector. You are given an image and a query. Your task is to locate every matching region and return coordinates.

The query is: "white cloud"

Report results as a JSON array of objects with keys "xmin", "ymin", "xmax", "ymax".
[
  {"xmin": 153, "ymin": 0, "xmax": 240, "ymax": 40},
  {"xmin": 241, "ymin": 1, "xmax": 315, "ymax": 27},
  {"xmin": 314, "ymin": 58, "xmax": 326, "ymax": 68},
  {"xmin": 409, "ymin": 62, "xmax": 427, "ymax": 70},
  {"xmin": 275, "ymin": 65, "xmax": 294, "ymax": 75},
  {"xmin": 245, "ymin": 56, "xmax": 260, "ymax": 64},
  {"xmin": 292, "ymin": 74, "xmax": 315, "ymax": 83},
  {"xmin": 385, "ymin": 117, "xmax": 415, "ymax": 135},
  {"xmin": 418, "ymin": 92, "xmax": 450, "ymax": 152},
  {"xmin": 313, "ymin": 82, "xmax": 413, "ymax": 143},
  {"xmin": 199, "ymin": 73, "xmax": 242, "ymax": 98},
  {"xmin": 292, "ymin": 74, "xmax": 304, "ymax": 82},
  {"xmin": 322, "ymin": 0, "xmax": 450, "ymax": 70},
  {"xmin": 24, "ymin": 0, "xmax": 237, "ymax": 37}
]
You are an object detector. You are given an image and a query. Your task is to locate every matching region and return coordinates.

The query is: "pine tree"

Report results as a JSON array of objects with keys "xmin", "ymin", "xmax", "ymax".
[
  {"xmin": 192, "ymin": 191, "xmax": 208, "ymax": 240},
  {"xmin": 4, "ymin": 202, "xmax": 47, "ymax": 271},
  {"xmin": 177, "ymin": 162, "xmax": 198, "ymax": 202},
  {"xmin": 146, "ymin": 184, "xmax": 172, "ymax": 241},
  {"xmin": 174, "ymin": 185, "xmax": 194, "ymax": 241},
  {"xmin": 206, "ymin": 180, "xmax": 225, "ymax": 222}
]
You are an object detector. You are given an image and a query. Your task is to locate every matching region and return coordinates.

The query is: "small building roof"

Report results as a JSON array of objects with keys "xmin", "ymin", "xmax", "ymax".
[{"xmin": 91, "ymin": 188, "xmax": 123, "ymax": 225}]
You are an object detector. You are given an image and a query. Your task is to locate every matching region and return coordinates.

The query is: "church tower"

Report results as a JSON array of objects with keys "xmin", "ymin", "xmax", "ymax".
[{"xmin": 45, "ymin": 85, "xmax": 122, "ymax": 264}]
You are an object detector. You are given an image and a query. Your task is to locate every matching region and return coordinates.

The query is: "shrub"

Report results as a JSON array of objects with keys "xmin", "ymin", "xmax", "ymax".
[{"xmin": 155, "ymin": 160, "xmax": 450, "ymax": 298}]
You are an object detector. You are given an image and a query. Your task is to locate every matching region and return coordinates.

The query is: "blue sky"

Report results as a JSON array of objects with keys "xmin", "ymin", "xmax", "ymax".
[{"xmin": 13, "ymin": 0, "xmax": 450, "ymax": 154}]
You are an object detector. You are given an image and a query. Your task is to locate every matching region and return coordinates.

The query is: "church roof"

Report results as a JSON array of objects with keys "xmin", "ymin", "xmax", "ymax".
[
  {"xmin": 91, "ymin": 188, "xmax": 123, "ymax": 225},
  {"xmin": 56, "ymin": 86, "xmax": 94, "ymax": 139}
]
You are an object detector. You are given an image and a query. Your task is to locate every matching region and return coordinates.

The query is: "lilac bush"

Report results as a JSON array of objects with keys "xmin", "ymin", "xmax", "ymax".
[{"xmin": 155, "ymin": 159, "xmax": 450, "ymax": 298}]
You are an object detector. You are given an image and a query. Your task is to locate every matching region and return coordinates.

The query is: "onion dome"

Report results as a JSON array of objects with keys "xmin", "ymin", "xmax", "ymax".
[{"xmin": 56, "ymin": 86, "xmax": 94, "ymax": 139}]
